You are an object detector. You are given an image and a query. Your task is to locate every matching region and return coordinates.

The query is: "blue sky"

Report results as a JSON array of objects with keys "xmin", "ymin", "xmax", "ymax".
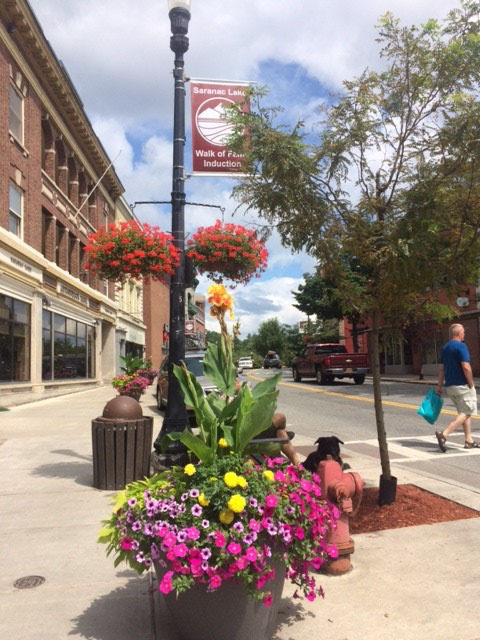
[{"xmin": 28, "ymin": 0, "xmax": 462, "ymax": 333}]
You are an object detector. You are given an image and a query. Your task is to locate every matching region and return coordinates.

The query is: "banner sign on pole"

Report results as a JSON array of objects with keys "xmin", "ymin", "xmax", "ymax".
[{"xmin": 190, "ymin": 79, "xmax": 250, "ymax": 177}]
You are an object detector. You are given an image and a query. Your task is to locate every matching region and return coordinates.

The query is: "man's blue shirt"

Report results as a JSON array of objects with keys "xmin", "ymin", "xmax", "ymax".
[{"xmin": 441, "ymin": 340, "xmax": 470, "ymax": 387}]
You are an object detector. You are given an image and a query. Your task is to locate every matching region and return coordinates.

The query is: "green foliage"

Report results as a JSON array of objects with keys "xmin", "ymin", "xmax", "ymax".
[
  {"xmin": 168, "ymin": 342, "xmax": 281, "ymax": 461},
  {"xmin": 119, "ymin": 355, "xmax": 146, "ymax": 376},
  {"xmin": 252, "ymin": 318, "xmax": 287, "ymax": 360}
]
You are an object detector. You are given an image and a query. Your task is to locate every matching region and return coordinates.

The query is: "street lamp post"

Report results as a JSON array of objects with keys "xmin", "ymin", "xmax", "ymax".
[{"xmin": 153, "ymin": 0, "xmax": 191, "ymax": 462}]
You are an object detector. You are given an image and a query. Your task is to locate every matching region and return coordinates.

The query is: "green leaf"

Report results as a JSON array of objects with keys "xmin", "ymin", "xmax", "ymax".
[
  {"xmin": 167, "ymin": 431, "xmax": 215, "ymax": 464},
  {"xmin": 204, "ymin": 341, "xmax": 236, "ymax": 396},
  {"xmin": 97, "ymin": 527, "xmax": 114, "ymax": 544},
  {"xmin": 206, "ymin": 391, "xmax": 227, "ymax": 417},
  {"xmin": 112, "ymin": 491, "xmax": 127, "ymax": 512},
  {"xmin": 173, "ymin": 363, "xmax": 200, "ymax": 410},
  {"xmin": 251, "ymin": 373, "xmax": 282, "ymax": 399},
  {"xmin": 219, "ymin": 424, "xmax": 234, "ymax": 447},
  {"xmin": 236, "ymin": 390, "xmax": 279, "ymax": 453}
]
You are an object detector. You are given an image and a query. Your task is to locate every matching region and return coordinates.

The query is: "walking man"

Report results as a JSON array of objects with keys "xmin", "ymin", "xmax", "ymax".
[{"xmin": 435, "ymin": 323, "xmax": 479, "ymax": 451}]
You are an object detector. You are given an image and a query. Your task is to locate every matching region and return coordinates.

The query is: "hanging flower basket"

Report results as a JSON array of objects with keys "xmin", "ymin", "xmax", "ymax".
[
  {"xmin": 84, "ymin": 221, "xmax": 180, "ymax": 283},
  {"xmin": 186, "ymin": 220, "xmax": 268, "ymax": 285}
]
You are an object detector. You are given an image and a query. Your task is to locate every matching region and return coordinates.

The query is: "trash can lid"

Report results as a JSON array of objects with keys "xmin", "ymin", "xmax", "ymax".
[{"xmin": 102, "ymin": 395, "xmax": 143, "ymax": 420}]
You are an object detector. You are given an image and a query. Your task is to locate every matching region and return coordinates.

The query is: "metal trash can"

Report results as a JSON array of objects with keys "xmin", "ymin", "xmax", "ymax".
[{"xmin": 92, "ymin": 396, "xmax": 154, "ymax": 490}]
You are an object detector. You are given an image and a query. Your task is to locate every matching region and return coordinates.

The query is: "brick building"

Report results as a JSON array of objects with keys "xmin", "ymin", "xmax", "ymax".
[
  {"xmin": 0, "ymin": 1, "xmax": 126, "ymax": 402},
  {"xmin": 143, "ymin": 278, "xmax": 170, "ymax": 370},
  {"xmin": 341, "ymin": 283, "xmax": 480, "ymax": 377}
]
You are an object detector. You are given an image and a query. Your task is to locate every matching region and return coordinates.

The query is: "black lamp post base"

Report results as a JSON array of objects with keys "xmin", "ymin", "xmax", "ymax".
[{"xmin": 151, "ymin": 449, "xmax": 189, "ymax": 473}]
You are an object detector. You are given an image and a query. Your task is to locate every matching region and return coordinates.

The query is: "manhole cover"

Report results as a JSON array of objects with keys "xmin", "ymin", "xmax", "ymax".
[{"xmin": 13, "ymin": 575, "xmax": 45, "ymax": 589}]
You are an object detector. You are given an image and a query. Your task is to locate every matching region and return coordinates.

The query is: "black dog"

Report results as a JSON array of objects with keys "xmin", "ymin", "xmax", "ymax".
[{"xmin": 302, "ymin": 436, "xmax": 350, "ymax": 472}]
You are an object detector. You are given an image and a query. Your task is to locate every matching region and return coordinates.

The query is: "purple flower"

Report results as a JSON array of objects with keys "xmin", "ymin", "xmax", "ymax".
[
  {"xmin": 181, "ymin": 492, "xmax": 188, "ymax": 502},
  {"xmin": 128, "ymin": 498, "xmax": 137, "ymax": 508},
  {"xmin": 144, "ymin": 558, "xmax": 152, "ymax": 568},
  {"xmin": 201, "ymin": 519, "xmax": 210, "ymax": 529},
  {"xmin": 144, "ymin": 523, "xmax": 153, "ymax": 536},
  {"xmin": 201, "ymin": 548, "xmax": 212, "ymax": 560},
  {"xmin": 191, "ymin": 504, "xmax": 203, "ymax": 517},
  {"xmin": 257, "ymin": 506, "xmax": 264, "ymax": 515},
  {"xmin": 233, "ymin": 522, "xmax": 244, "ymax": 533},
  {"xmin": 131, "ymin": 520, "xmax": 142, "ymax": 532},
  {"xmin": 176, "ymin": 531, "xmax": 187, "ymax": 542},
  {"xmin": 136, "ymin": 552, "xmax": 145, "ymax": 563},
  {"xmin": 286, "ymin": 505, "xmax": 295, "ymax": 515},
  {"xmin": 249, "ymin": 497, "xmax": 258, "ymax": 508},
  {"xmin": 267, "ymin": 525, "xmax": 278, "ymax": 536},
  {"xmin": 201, "ymin": 561, "xmax": 209, "ymax": 571},
  {"xmin": 190, "ymin": 489, "xmax": 200, "ymax": 498},
  {"xmin": 150, "ymin": 543, "xmax": 160, "ymax": 560},
  {"xmin": 243, "ymin": 533, "xmax": 254, "ymax": 545}
]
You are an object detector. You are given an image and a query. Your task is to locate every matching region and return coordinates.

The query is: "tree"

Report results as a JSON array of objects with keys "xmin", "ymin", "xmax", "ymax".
[
  {"xmin": 252, "ymin": 318, "xmax": 287, "ymax": 360},
  {"xmin": 293, "ymin": 261, "xmax": 366, "ymax": 350},
  {"xmin": 229, "ymin": 2, "xmax": 480, "ymax": 503}
]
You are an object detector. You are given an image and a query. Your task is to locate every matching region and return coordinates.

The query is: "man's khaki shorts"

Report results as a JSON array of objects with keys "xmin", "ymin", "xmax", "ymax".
[{"xmin": 446, "ymin": 385, "xmax": 478, "ymax": 416}]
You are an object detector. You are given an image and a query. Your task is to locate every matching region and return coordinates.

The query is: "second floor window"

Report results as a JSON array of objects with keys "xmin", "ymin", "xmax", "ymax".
[
  {"xmin": 9, "ymin": 84, "xmax": 23, "ymax": 142},
  {"xmin": 9, "ymin": 182, "xmax": 23, "ymax": 237}
]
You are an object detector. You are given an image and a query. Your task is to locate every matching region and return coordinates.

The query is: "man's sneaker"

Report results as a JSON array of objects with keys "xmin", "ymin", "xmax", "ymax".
[{"xmin": 435, "ymin": 431, "xmax": 447, "ymax": 452}]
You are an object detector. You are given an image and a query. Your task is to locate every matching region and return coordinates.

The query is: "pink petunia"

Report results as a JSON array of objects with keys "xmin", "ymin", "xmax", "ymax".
[
  {"xmin": 327, "ymin": 545, "xmax": 339, "ymax": 558},
  {"xmin": 306, "ymin": 591, "xmax": 316, "ymax": 602},
  {"xmin": 158, "ymin": 571, "xmax": 174, "ymax": 595},
  {"xmin": 294, "ymin": 526, "xmax": 305, "ymax": 540},
  {"xmin": 215, "ymin": 532, "xmax": 226, "ymax": 548},
  {"xmin": 173, "ymin": 543, "xmax": 188, "ymax": 558},
  {"xmin": 274, "ymin": 470, "xmax": 286, "ymax": 482},
  {"xmin": 249, "ymin": 519, "xmax": 261, "ymax": 532},
  {"xmin": 209, "ymin": 574, "xmax": 222, "ymax": 589},
  {"xmin": 310, "ymin": 557, "xmax": 323, "ymax": 570},
  {"xmin": 163, "ymin": 532, "xmax": 177, "ymax": 547},
  {"xmin": 120, "ymin": 537, "xmax": 134, "ymax": 550},
  {"xmin": 227, "ymin": 542, "xmax": 242, "ymax": 555},
  {"xmin": 245, "ymin": 547, "xmax": 257, "ymax": 562},
  {"xmin": 186, "ymin": 526, "xmax": 200, "ymax": 540},
  {"xmin": 263, "ymin": 594, "xmax": 273, "ymax": 608},
  {"xmin": 265, "ymin": 494, "xmax": 278, "ymax": 509}
]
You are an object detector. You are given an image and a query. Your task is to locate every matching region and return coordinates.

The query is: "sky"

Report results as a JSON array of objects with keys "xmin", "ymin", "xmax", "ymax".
[{"xmin": 28, "ymin": 0, "xmax": 462, "ymax": 335}]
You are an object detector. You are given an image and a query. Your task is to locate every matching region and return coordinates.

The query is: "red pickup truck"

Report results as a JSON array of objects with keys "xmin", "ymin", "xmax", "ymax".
[{"xmin": 291, "ymin": 343, "xmax": 369, "ymax": 385}]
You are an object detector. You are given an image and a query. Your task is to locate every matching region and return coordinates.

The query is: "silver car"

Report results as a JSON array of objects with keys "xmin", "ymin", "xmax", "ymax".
[{"xmin": 156, "ymin": 350, "xmax": 219, "ymax": 411}]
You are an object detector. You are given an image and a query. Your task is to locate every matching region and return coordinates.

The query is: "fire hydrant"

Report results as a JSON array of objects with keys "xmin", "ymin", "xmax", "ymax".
[{"xmin": 317, "ymin": 457, "xmax": 363, "ymax": 575}]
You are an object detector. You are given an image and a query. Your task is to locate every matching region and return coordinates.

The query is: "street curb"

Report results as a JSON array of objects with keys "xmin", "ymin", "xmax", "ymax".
[{"xmin": 366, "ymin": 375, "xmax": 480, "ymax": 391}]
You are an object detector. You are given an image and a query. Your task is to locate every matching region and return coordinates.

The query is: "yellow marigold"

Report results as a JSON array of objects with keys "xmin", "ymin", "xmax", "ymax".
[
  {"xmin": 263, "ymin": 470, "xmax": 274, "ymax": 482},
  {"xmin": 184, "ymin": 464, "xmax": 196, "ymax": 476},
  {"xmin": 210, "ymin": 476, "xmax": 218, "ymax": 483},
  {"xmin": 236, "ymin": 476, "xmax": 247, "ymax": 489},
  {"xmin": 219, "ymin": 509, "xmax": 234, "ymax": 524},
  {"xmin": 224, "ymin": 471, "xmax": 238, "ymax": 488},
  {"xmin": 218, "ymin": 438, "xmax": 228, "ymax": 448},
  {"xmin": 198, "ymin": 493, "xmax": 210, "ymax": 506},
  {"xmin": 228, "ymin": 494, "xmax": 247, "ymax": 513}
]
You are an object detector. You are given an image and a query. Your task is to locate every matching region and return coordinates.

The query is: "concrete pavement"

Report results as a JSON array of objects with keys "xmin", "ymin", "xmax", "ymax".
[{"xmin": 1, "ymin": 385, "xmax": 479, "ymax": 640}]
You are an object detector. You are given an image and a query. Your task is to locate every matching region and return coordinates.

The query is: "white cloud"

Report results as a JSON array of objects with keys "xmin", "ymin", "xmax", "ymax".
[{"xmin": 203, "ymin": 276, "xmax": 308, "ymax": 335}]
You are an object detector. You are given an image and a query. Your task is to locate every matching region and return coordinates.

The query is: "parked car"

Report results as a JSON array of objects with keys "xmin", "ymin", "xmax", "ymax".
[
  {"xmin": 263, "ymin": 351, "xmax": 281, "ymax": 369},
  {"xmin": 291, "ymin": 343, "xmax": 369, "ymax": 385},
  {"xmin": 156, "ymin": 351, "xmax": 219, "ymax": 417},
  {"xmin": 238, "ymin": 356, "xmax": 254, "ymax": 369}
]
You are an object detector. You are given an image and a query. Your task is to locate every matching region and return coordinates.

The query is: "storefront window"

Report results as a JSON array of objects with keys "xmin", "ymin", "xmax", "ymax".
[
  {"xmin": 42, "ymin": 311, "xmax": 94, "ymax": 380},
  {"xmin": 0, "ymin": 294, "xmax": 30, "ymax": 382}
]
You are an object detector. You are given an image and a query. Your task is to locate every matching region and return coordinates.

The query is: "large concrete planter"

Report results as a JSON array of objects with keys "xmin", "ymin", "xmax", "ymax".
[{"xmin": 155, "ymin": 557, "xmax": 286, "ymax": 640}]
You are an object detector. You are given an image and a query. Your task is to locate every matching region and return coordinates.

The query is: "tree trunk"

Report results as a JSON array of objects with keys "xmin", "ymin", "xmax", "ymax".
[
  {"xmin": 369, "ymin": 309, "xmax": 392, "ymax": 480},
  {"xmin": 352, "ymin": 320, "xmax": 359, "ymax": 353}
]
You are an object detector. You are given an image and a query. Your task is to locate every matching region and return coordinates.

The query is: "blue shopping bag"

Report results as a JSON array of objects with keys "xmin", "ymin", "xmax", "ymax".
[{"xmin": 417, "ymin": 388, "xmax": 443, "ymax": 425}]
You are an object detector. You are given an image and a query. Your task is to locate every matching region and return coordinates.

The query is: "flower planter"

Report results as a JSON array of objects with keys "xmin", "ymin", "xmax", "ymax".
[
  {"xmin": 122, "ymin": 391, "xmax": 142, "ymax": 401},
  {"xmin": 155, "ymin": 557, "xmax": 286, "ymax": 640}
]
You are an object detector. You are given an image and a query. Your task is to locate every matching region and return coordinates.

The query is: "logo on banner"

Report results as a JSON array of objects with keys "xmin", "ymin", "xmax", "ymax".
[
  {"xmin": 196, "ymin": 98, "xmax": 235, "ymax": 146},
  {"xmin": 190, "ymin": 80, "xmax": 251, "ymax": 176}
]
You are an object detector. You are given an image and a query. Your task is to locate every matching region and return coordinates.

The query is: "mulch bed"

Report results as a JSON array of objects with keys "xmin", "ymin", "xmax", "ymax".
[{"xmin": 349, "ymin": 484, "xmax": 480, "ymax": 534}]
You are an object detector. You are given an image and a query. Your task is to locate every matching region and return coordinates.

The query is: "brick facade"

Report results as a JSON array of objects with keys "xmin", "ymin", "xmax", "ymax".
[{"xmin": 143, "ymin": 279, "xmax": 170, "ymax": 368}]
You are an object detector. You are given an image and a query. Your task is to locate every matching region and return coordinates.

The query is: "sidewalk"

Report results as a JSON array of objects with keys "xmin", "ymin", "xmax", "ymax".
[
  {"xmin": 1, "ymin": 386, "xmax": 480, "ymax": 639},
  {"xmin": 367, "ymin": 372, "xmax": 480, "ymax": 390}
]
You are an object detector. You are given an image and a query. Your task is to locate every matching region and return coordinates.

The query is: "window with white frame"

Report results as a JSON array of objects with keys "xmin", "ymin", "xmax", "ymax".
[
  {"xmin": 9, "ymin": 84, "xmax": 23, "ymax": 142},
  {"xmin": 8, "ymin": 182, "xmax": 23, "ymax": 237}
]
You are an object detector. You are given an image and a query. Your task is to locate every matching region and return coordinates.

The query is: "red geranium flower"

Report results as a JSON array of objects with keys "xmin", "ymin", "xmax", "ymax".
[{"xmin": 186, "ymin": 219, "xmax": 268, "ymax": 285}]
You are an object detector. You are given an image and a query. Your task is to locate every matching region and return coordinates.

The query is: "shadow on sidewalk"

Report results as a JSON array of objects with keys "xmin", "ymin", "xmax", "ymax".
[
  {"xmin": 31, "ymin": 449, "xmax": 93, "ymax": 487},
  {"xmin": 68, "ymin": 573, "xmax": 152, "ymax": 640},
  {"xmin": 272, "ymin": 596, "xmax": 315, "ymax": 640}
]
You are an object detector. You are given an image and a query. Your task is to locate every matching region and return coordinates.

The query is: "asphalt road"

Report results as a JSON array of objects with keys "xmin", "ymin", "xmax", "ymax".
[{"xmin": 248, "ymin": 368, "xmax": 480, "ymax": 493}]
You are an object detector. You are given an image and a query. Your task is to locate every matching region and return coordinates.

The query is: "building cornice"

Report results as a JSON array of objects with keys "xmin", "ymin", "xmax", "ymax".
[{"xmin": 0, "ymin": 0, "xmax": 124, "ymax": 200}]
